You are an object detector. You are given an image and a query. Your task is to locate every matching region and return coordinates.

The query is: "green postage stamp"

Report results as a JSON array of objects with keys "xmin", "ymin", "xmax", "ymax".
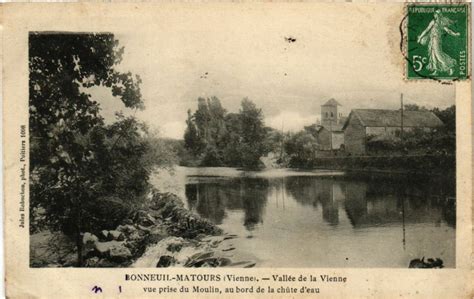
[{"xmin": 406, "ymin": 4, "xmax": 469, "ymax": 80}]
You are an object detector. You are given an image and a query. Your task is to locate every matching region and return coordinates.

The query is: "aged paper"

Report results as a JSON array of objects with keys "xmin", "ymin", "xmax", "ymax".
[{"xmin": 2, "ymin": 2, "xmax": 473, "ymax": 298}]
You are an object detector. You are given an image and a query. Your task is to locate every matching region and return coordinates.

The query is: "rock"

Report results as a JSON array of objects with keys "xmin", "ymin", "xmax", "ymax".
[
  {"xmin": 156, "ymin": 255, "xmax": 175, "ymax": 267},
  {"xmin": 30, "ymin": 231, "xmax": 77, "ymax": 267},
  {"xmin": 60, "ymin": 254, "xmax": 78, "ymax": 267},
  {"xmin": 223, "ymin": 235, "xmax": 238, "ymax": 241},
  {"xmin": 93, "ymin": 240, "xmax": 133, "ymax": 263},
  {"xmin": 99, "ymin": 230, "xmax": 109, "ymax": 241},
  {"xmin": 139, "ymin": 213, "xmax": 156, "ymax": 227},
  {"xmin": 117, "ymin": 224, "xmax": 136, "ymax": 235},
  {"xmin": 185, "ymin": 252, "xmax": 215, "ymax": 267},
  {"xmin": 85, "ymin": 257, "xmax": 117, "ymax": 267},
  {"xmin": 128, "ymin": 231, "xmax": 143, "ymax": 241},
  {"xmin": 95, "ymin": 242, "xmax": 111, "ymax": 256},
  {"xmin": 85, "ymin": 257, "xmax": 100, "ymax": 267},
  {"xmin": 166, "ymin": 243, "xmax": 183, "ymax": 253},
  {"xmin": 123, "ymin": 219, "xmax": 133, "ymax": 225},
  {"xmin": 94, "ymin": 241, "xmax": 125, "ymax": 257},
  {"xmin": 243, "ymin": 262, "xmax": 256, "ymax": 268},
  {"xmin": 137, "ymin": 225, "xmax": 152, "ymax": 232},
  {"xmin": 186, "ymin": 257, "xmax": 231, "ymax": 268},
  {"xmin": 108, "ymin": 230, "xmax": 125, "ymax": 241},
  {"xmin": 409, "ymin": 257, "xmax": 444, "ymax": 269},
  {"xmin": 82, "ymin": 232, "xmax": 98, "ymax": 245},
  {"xmin": 148, "ymin": 226, "xmax": 167, "ymax": 244},
  {"xmin": 82, "ymin": 232, "xmax": 99, "ymax": 257},
  {"xmin": 109, "ymin": 246, "xmax": 132, "ymax": 262}
]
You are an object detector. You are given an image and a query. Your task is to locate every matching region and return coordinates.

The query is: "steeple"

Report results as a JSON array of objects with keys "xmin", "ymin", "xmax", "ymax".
[{"xmin": 321, "ymin": 98, "xmax": 341, "ymax": 126}]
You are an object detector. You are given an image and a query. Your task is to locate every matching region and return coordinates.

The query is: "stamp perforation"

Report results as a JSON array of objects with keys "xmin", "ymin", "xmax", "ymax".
[{"xmin": 403, "ymin": 2, "xmax": 470, "ymax": 82}]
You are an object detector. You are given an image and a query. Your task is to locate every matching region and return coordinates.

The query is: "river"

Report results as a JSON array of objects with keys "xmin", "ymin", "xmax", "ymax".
[{"xmin": 151, "ymin": 167, "xmax": 456, "ymax": 268}]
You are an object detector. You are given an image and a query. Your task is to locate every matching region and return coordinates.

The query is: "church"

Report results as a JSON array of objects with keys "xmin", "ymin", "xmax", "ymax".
[{"xmin": 315, "ymin": 98, "xmax": 346, "ymax": 151}]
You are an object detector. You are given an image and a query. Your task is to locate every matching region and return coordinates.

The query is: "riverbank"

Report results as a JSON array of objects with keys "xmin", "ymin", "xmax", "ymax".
[
  {"xmin": 292, "ymin": 154, "xmax": 455, "ymax": 175},
  {"xmin": 31, "ymin": 190, "xmax": 256, "ymax": 268}
]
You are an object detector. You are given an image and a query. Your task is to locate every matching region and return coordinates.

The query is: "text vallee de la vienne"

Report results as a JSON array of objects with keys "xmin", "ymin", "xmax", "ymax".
[
  {"xmin": 19, "ymin": 125, "xmax": 27, "ymax": 228},
  {"xmin": 125, "ymin": 274, "xmax": 347, "ymax": 295}
]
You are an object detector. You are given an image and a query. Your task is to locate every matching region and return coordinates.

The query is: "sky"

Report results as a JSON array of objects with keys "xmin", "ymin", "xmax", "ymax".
[{"xmin": 89, "ymin": 5, "xmax": 455, "ymax": 139}]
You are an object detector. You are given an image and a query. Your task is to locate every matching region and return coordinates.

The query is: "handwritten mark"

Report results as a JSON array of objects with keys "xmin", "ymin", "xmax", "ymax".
[
  {"xmin": 284, "ymin": 36, "xmax": 297, "ymax": 43},
  {"xmin": 92, "ymin": 286, "xmax": 103, "ymax": 293}
]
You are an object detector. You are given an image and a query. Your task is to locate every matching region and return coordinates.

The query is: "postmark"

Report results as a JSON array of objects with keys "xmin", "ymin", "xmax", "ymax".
[{"xmin": 406, "ymin": 4, "xmax": 469, "ymax": 80}]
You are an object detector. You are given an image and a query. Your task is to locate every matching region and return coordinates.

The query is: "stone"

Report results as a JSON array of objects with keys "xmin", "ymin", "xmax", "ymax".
[
  {"xmin": 60, "ymin": 254, "xmax": 78, "ymax": 267},
  {"xmin": 128, "ymin": 231, "xmax": 143, "ymax": 241},
  {"xmin": 139, "ymin": 214, "xmax": 156, "ymax": 227},
  {"xmin": 82, "ymin": 232, "xmax": 98, "ymax": 245},
  {"xmin": 99, "ymin": 230, "xmax": 109, "ymax": 241},
  {"xmin": 148, "ymin": 226, "xmax": 167, "ymax": 243},
  {"xmin": 94, "ymin": 241, "xmax": 124, "ymax": 256},
  {"xmin": 156, "ymin": 255, "xmax": 175, "ymax": 267},
  {"xmin": 30, "ymin": 231, "xmax": 77, "ymax": 267},
  {"xmin": 409, "ymin": 257, "xmax": 444, "ymax": 269},
  {"xmin": 117, "ymin": 224, "xmax": 136, "ymax": 235},
  {"xmin": 85, "ymin": 257, "xmax": 100, "ymax": 267},
  {"xmin": 109, "ymin": 246, "xmax": 132, "ymax": 262},
  {"xmin": 166, "ymin": 243, "xmax": 183, "ymax": 253},
  {"xmin": 108, "ymin": 230, "xmax": 125, "ymax": 241},
  {"xmin": 137, "ymin": 225, "xmax": 151, "ymax": 232}
]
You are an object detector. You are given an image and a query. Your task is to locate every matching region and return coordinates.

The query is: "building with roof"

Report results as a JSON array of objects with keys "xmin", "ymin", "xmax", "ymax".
[
  {"xmin": 342, "ymin": 109, "xmax": 444, "ymax": 154},
  {"xmin": 319, "ymin": 99, "xmax": 347, "ymax": 150}
]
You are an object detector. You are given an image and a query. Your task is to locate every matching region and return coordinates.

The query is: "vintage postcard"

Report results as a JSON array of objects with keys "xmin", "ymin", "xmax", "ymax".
[{"xmin": 2, "ymin": 2, "xmax": 473, "ymax": 298}]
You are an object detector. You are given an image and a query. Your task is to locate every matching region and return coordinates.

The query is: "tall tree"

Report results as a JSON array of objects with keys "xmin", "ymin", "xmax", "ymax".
[
  {"xmin": 222, "ymin": 113, "xmax": 243, "ymax": 166},
  {"xmin": 29, "ymin": 33, "xmax": 145, "ymax": 266},
  {"xmin": 194, "ymin": 97, "xmax": 211, "ymax": 144},
  {"xmin": 207, "ymin": 97, "xmax": 227, "ymax": 151},
  {"xmin": 184, "ymin": 109, "xmax": 202, "ymax": 155},
  {"xmin": 238, "ymin": 98, "xmax": 267, "ymax": 168}
]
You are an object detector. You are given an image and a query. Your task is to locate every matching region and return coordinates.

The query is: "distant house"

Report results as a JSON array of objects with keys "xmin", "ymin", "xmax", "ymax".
[
  {"xmin": 342, "ymin": 109, "xmax": 444, "ymax": 155},
  {"xmin": 318, "ymin": 98, "xmax": 346, "ymax": 150}
]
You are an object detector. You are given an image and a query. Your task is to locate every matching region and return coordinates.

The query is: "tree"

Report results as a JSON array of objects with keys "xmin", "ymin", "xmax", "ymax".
[
  {"xmin": 238, "ymin": 98, "xmax": 267, "ymax": 169},
  {"xmin": 284, "ymin": 131, "xmax": 319, "ymax": 167},
  {"xmin": 29, "ymin": 33, "xmax": 145, "ymax": 266},
  {"xmin": 207, "ymin": 97, "xmax": 227, "ymax": 152},
  {"xmin": 432, "ymin": 105, "xmax": 455, "ymax": 132},
  {"xmin": 182, "ymin": 97, "xmax": 268, "ymax": 169},
  {"xmin": 222, "ymin": 113, "xmax": 243, "ymax": 166},
  {"xmin": 404, "ymin": 104, "xmax": 428, "ymax": 111},
  {"xmin": 431, "ymin": 105, "xmax": 455, "ymax": 153},
  {"xmin": 194, "ymin": 97, "xmax": 211, "ymax": 145},
  {"xmin": 184, "ymin": 109, "xmax": 203, "ymax": 155}
]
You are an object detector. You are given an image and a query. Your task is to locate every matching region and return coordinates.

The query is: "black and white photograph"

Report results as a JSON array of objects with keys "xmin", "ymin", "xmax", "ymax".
[{"xmin": 28, "ymin": 27, "xmax": 456, "ymax": 269}]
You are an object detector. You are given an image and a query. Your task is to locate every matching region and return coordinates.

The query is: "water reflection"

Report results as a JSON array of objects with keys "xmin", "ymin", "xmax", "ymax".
[
  {"xmin": 186, "ymin": 175, "xmax": 455, "ymax": 230},
  {"xmin": 185, "ymin": 178, "xmax": 269, "ymax": 229},
  {"xmin": 183, "ymin": 173, "xmax": 455, "ymax": 267}
]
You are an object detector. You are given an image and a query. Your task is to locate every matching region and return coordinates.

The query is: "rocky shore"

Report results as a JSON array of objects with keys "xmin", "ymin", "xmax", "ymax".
[{"xmin": 31, "ymin": 191, "xmax": 256, "ymax": 268}]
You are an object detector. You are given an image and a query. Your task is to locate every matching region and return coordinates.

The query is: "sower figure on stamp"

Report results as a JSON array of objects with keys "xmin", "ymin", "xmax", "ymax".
[{"xmin": 417, "ymin": 9, "xmax": 461, "ymax": 76}]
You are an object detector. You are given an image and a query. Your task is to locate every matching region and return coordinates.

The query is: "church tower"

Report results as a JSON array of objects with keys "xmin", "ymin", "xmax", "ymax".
[{"xmin": 321, "ymin": 98, "xmax": 341, "ymax": 127}]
